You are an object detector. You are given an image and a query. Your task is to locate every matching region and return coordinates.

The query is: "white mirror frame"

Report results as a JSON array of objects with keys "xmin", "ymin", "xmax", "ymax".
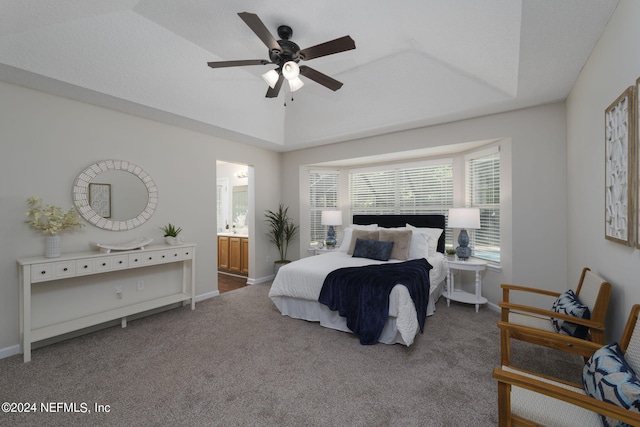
[{"xmin": 72, "ymin": 160, "xmax": 158, "ymax": 231}]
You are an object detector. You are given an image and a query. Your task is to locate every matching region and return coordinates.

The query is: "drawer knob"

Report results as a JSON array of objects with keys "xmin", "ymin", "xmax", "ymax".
[
  {"xmin": 41, "ymin": 270, "xmax": 46, "ymax": 275},
  {"xmin": 84, "ymin": 265, "xmax": 88, "ymax": 269},
  {"xmin": 118, "ymin": 260, "xmax": 123, "ymax": 264},
  {"xmin": 102, "ymin": 262, "xmax": 107, "ymax": 266},
  {"xmin": 63, "ymin": 267, "xmax": 68, "ymax": 271}
]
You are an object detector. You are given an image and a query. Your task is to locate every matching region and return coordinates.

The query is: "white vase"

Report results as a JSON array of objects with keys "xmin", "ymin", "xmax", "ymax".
[
  {"xmin": 165, "ymin": 236, "xmax": 184, "ymax": 245},
  {"xmin": 45, "ymin": 235, "xmax": 61, "ymax": 258}
]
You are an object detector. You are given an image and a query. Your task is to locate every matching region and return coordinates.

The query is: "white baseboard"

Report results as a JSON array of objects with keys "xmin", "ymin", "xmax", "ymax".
[
  {"xmin": 487, "ymin": 301, "xmax": 500, "ymax": 313},
  {"xmin": 196, "ymin": 290, "xmax": 219, "ymax": 302},
  {"xmin": 0, "ymin": 344, "xmax": 20, "ymax": 360},
  {"xmin": 248, "ymin": 275, "xmax": 274, "ymax": 285}
]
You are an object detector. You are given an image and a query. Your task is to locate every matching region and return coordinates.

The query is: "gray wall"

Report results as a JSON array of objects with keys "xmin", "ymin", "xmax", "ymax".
[
  {"xmin": 282, "ymin": 102, "xmax": 568, "ymax": 313},
  {"xmin": 566, "ymin": 0, "xmax": 640, "ymax": 341},
  {"xmin": 0, "ymin": 80, "xmax": 281, "ymax": 356}
]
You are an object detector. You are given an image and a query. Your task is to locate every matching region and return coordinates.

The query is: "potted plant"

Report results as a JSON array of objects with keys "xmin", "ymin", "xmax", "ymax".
[
  {"xmin": 161, "ymin": 223, "xmax": 184, "ymax": 245},
  {"xmin": 265, "ymin": 203, "xmax": 299, "ymax": 273},
  {"xmin": 445, "ymin": 247, "xmax": 457, "ymax": 260},
  {"xmin": 26, "ymin": 196, "xmax": 84, "ymax": 257}
]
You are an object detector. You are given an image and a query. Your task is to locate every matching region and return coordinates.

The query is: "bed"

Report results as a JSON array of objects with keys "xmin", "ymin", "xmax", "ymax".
[{"xmin": 268, "ymin": 214, "xmax": 448, "ymax": 346}]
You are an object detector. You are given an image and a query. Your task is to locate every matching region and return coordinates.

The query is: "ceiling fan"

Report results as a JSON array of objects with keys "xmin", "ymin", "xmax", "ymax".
[{"xmin": 207, "ymin": 12, "xmax": 356, "ymax": 98}]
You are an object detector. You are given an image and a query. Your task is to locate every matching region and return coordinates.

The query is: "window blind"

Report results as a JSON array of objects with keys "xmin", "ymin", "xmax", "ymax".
[
  {"xmin": 309, "ymin": 170, "xmax": 339, "ymax": 243},
  {"xmin": 465, "ymin": 149, "xmax": 500, "ymax": 263},
  {"xmin": 349, "ymin": 161, "xmax": 453, "ymax": 242},
  {"xmin": 350, "ymin": 161, "xmax": 453, "ymax": 214}
]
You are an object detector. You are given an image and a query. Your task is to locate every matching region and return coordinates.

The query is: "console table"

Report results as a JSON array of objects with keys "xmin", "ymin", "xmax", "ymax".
[
  {"xmin": 18, "ymin": 243, "xmax": 196, "ymax": 362},
  {"xmin": 443, "ymin": 258, "xmax": 487, "ymax": 312}
]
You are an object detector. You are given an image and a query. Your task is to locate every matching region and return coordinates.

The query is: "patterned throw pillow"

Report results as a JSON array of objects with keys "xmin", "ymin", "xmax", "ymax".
[
  {"xmin": 583, "ymin": 343, "xmax": 640, "ymax": 426},
  {"xmin": 352, "ymin": 238, "xmax": 394, "ymax": 261},
  {"xmin": 551, "ymin": 289, "xmax": 591, "ymax": 339}
]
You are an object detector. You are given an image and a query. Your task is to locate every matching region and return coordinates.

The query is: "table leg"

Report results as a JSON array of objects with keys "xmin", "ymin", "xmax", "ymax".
[{"xmin": 475, "ymin": 270, "xmax": 481, "ymax": 313}]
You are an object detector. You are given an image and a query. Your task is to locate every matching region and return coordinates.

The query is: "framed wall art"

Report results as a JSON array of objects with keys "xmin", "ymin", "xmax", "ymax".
[
  {"xmin": 89, "ymin": 183, "xmax": 111, "ymax": 218},
  {"xmin": 604, "ymin": 86, "xmax": 635, "ymax": 246}
]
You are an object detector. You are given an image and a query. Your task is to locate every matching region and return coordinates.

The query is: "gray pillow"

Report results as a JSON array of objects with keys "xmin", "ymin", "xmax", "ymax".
[
  {"xmin": 347, "ymin": 230, "xmax": 380, "ymax": 254},
  {"xmin": 378, "ymin": 228, "xmax": 412, "ymax": 260},
  {"xmin": 352, "ymin": 238, "xmax": 394, "ymax": 261}
]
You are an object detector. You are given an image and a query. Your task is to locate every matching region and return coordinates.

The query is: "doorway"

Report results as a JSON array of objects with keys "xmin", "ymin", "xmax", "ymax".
[{"xmin": 216, "ymin": 161, "xmax": 252, "ymax": 293}]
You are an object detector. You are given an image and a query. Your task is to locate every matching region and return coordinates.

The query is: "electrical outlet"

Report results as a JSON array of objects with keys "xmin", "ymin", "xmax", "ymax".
[
  {"xmin": 137, "ymin": 280, "xmax": 144, "ymax": 291},
  {"xmin": 115, "ymin": 285, "xmax": 123, "ymax": 299},
  {"xmin": 266, "ymin": 256, "xmax": 271, "ymax": 264}
]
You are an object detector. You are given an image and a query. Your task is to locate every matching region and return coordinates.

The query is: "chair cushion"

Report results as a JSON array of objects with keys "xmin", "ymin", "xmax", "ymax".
[
  {"xmin": 352, "ymin": 238, "xmax": 394, "ymax": 261},
  {"xmin": 502, "ymin": 366, "xmax": 601, "ymax": 427},
  {"xmin": 551, "ymin": 289, "xmax": 591, "ymax": 339},
  {"xmin": 583, "ymin": 343, "xmax": 640, "ymax": 426}
]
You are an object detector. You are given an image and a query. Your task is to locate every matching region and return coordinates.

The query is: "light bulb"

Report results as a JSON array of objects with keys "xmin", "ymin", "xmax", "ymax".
[{"xmin": 282, "ymin": 61, "xmax": 300, "ymax": 80}]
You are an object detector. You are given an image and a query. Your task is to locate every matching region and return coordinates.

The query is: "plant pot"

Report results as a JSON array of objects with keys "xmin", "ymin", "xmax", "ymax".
[
  {"xmin": 45, "ymin": 235, "xmax": 61, "ymax": 258},
  {"xmin": 165, "ymin": 236, "xmax": 184, "ymax": 245},
  {"xmin": 274, "ymin": 260, "xmax": 290, "ymax": 275}
]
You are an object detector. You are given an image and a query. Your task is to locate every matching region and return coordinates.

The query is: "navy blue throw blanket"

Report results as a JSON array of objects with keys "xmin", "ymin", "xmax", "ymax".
[{"xmin": 318, "ymin": 258, "xmax": 432, "ymax": 345}]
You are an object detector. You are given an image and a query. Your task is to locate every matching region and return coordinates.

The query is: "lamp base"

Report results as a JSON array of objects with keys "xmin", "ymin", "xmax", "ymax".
[
  {"xmin": 325, "ymin": 225, "xmax": 337, "ymax": 248},
  {"xmin": 455, "ymin": 246, "xmax": 471, "ymax": 260},
  {"xmin": 456, "ymin": 229, "xmax": 471, "ymax": 260}
]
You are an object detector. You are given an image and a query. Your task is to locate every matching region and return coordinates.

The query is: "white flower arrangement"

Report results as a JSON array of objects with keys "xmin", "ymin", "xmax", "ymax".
[{"xmin": 26, "ymin": 196, "xmax": 84, "ymax": 235}]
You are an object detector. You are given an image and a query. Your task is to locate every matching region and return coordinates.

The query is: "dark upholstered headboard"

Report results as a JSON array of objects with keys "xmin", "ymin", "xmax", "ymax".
[{"xmin": 352, "ymin": 214, "xmax": 446, "ymax": 254}]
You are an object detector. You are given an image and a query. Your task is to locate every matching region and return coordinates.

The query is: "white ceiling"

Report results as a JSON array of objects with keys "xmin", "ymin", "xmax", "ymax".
[{"xmin": 0, "ymin": 0, "xmax": 619, "ymax": 152}]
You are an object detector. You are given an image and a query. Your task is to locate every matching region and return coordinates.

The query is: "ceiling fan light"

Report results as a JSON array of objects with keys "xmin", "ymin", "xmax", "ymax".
[
  {"xmin": 282, "ymin": 61, "xmax": 300, "ymax": 80},
  {"xmin": 288, "ymin": 77, "xmax": 304, "ymax": 92},
  {"xmin": 261, "ymin": 69, "xmax": 280, "ymax": 89}
]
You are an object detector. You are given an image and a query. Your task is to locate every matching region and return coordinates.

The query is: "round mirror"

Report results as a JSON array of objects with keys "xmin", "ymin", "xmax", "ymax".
[{"xmin": 72, "ymin": 160, "xmax": 158, "ymax": 231}]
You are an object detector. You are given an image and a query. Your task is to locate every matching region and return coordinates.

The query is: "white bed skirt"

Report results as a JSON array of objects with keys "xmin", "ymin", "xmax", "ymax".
[{"xmin": 271, "ymin": 279, "xmax": 445, "ymax": 346}]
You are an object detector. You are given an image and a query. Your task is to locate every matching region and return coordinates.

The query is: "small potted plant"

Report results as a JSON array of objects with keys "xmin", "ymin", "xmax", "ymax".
[
  {"xmin": 161, "ymin": 223, "xmax": 183, "ymax": 245},
  {"xmin": 445, "ymin": 247, "xmax": 457, "ymax": 260},
  {"xmin": 26, "ymin": 196, "xmax": 84, "ymax": 257}
]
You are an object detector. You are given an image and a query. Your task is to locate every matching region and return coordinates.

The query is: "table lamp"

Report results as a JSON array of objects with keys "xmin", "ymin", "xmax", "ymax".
[
  {"xmin": 321, "ymin": 210, "xmax": 342, "ymax": 248},
  {"xmin": 448, "ymin": 208, "xmax": 480, "ymax": 260}
]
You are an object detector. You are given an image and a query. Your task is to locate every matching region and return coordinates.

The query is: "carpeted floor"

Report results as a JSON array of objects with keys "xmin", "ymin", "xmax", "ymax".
[{"xmin": 0, "ymin": 282, "xmax": 583, "ymax": 426}]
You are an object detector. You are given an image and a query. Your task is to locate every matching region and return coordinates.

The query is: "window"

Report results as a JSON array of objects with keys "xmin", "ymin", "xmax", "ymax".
[
  {"xmin": 349, "ymin": 160, "xmax": 454, "ymax": 242},
  {"xmin": 309, "ymin": 170, "xmax": 339, "ymax": 243},
  {"xmin": 466, "ymin": 148, "xmax": 500, "ymax": 263}
]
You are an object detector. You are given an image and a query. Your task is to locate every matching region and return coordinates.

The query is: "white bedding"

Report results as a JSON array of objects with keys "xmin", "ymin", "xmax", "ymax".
[{"xmin": 268, "ymin": 251, "xmax": 447, "ymax": 346}]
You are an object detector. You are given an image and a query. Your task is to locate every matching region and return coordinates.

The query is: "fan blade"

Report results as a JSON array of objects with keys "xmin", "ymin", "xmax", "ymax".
[
  {"xmin": 238, "ymin": 12, "xmax": 281, "ymax": 52},
  {"xmin": 266, "ymin": 74, "xmax": 284, "ymax": 98},
  {"xmin": 207, "ymin": 59, "xmax": 270, "ymax": 69},
  {"xmin": 298, "ymin": 35, "xmax": 356, "ymax": 61},
  {"xmin": 299, "ymin": 66, "xmax": 343, "ymax": 91}
]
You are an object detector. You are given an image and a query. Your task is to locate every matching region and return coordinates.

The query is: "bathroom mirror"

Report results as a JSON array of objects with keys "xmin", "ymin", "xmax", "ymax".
[{"xmin": 72, "ymin": 160, "xmax": 158, "ymax": 231}]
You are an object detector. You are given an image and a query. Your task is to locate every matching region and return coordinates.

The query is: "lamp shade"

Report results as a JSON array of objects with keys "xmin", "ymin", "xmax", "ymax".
[
  {"xmin": 261, "ymin": 69, "xmax": 280, "ymax": 89},
  {"xmin": 448, "ymin": 208, "xmax": 480, "ymax": 229},
  {"xmin": 282, "ymin": 61, "xmax": 300, "ymax": 80},
  {"xmin": 288, "ymin": 76, "xmax": 304, "ymax": 92},
  {"xmin": 321, "ymin": 210, "xmax": 342, "ymax": 226}
]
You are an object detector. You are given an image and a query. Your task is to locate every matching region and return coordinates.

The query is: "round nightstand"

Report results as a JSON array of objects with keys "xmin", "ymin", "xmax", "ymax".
[{"xmin": 443, "ymin": 258, "xmax": 488, "ymax": 312}]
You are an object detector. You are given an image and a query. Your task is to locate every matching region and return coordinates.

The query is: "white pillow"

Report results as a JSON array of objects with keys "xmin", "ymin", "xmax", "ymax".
[
  {"xmin": 406, "ymin": 224, "xmax": 443, "ymax": 256},
  {"xmin": 408, "ymin": 232, "xmax": 430, "ymax": 259},
  {"xmin": 338, "ymin": 223, "xmax": 378, "ymax": 252}
]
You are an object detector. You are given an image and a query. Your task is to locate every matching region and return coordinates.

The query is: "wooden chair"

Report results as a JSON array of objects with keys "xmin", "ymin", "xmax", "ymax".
[
  {"xmin": 493, "ymin": 304, "xmax": 640, "ymax": 426},
  {"xmin": 499, "ymin": 267, "xmax": 611, "ymax": 366}
]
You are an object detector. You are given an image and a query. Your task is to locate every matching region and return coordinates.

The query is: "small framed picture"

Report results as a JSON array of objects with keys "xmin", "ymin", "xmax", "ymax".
[{"xmin": 89, "ymin": 183, "xmax": 111, "ymax": 218}]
